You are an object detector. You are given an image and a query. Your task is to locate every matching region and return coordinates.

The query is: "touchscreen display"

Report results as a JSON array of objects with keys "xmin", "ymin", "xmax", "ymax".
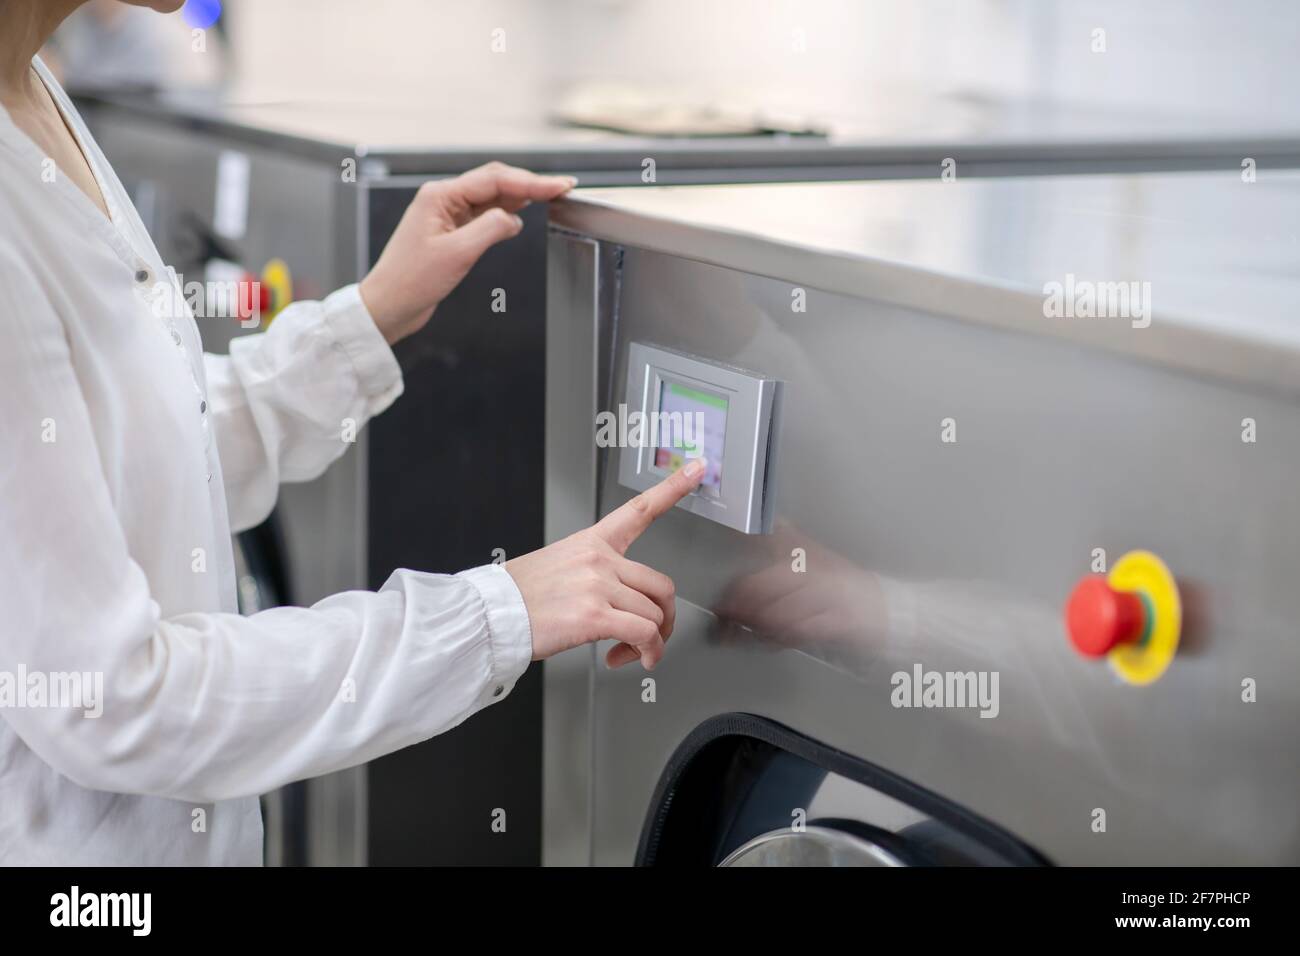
[{"xmin": 653, "ymin": 379, "xmax": 727, "ymax": 490}]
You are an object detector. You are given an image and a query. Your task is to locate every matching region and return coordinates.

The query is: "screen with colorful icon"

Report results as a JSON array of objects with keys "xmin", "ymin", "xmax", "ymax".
[{"xmin": 653, "ymin": 379, "xmax": 728, "ymax": 491}]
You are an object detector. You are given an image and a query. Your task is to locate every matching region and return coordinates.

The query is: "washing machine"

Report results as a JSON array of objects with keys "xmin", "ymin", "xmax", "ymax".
[{"xmin": 544, "ymin": 173, "xmax": 1300, "ymax": 865}]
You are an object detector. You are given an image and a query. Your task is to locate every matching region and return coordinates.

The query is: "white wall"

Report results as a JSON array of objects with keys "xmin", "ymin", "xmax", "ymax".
[
  {"xmin": 977, "ymin": 0, "xmax": 1300, "ymax": 124},
  {"xmin": 215, "ymin": 0, "xmax": 1300, "ymax": 129},
  {"xmin": 222, "ymin": 0, "xmax": 551, "ymax": 119}
]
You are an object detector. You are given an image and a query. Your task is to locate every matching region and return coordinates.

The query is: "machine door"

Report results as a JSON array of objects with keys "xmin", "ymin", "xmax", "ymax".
[{"xmin": 637, "ymin": 715, "xmax": 1048, "ymax": 867}]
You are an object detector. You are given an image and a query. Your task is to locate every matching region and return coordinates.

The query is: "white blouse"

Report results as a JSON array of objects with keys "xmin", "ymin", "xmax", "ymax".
[{"xmin": 0, "ymin": 59, "xmax": 532, "ymax": 865}]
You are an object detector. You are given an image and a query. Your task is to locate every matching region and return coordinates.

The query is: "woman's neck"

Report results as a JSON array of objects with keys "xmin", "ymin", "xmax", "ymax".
[{"xmin": 0, "ymin": 1, "xmax": 86, "ymax": 101}]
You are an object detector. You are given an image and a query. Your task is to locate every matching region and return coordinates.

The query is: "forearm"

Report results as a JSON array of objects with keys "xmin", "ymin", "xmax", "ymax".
[
  {"xmin": 4, "ymin": 564, "xmax": 531, "ymax": 803},
  {"xmin": 205, "ymin": 284, "xmax": 403, "ymax": 533}
]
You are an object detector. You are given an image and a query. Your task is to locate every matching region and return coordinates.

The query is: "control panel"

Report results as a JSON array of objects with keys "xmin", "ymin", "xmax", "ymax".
[{"xmin": 617, "ymin": 343, "xmax": 782, "ymax": 534}]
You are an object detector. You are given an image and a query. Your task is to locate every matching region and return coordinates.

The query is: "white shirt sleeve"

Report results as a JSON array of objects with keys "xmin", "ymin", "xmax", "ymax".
[
  {"xmin": 0, "ymin": 261, "xmax": 533, "ymax": 804},
  {"xmin": 204, "ymin": 284, "xmax": 403, "ymax": 533}
]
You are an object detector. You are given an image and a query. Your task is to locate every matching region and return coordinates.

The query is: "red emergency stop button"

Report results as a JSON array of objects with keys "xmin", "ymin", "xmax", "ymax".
[
  {"xmin": 1067, "ymin": 551, "xmax": 1180, "ymax": 685},
  {"xmin": 1065, "ymin": 576, "xmax": 1146, "ymax": 657},
  {"xmin": 236, "ymin": 273, "xmax": 272, "ymax": 322}
]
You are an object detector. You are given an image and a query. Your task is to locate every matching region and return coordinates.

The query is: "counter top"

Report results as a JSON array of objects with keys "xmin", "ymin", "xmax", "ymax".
[{"xmin": 75, "ymin": 87, "xmax": 1300, "ymax": 176}]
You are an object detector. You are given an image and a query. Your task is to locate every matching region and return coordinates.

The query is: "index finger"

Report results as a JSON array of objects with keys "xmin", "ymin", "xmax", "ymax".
[{"xmin": 593, "ymin": 457, "xmax": 706, "ymax": 554}]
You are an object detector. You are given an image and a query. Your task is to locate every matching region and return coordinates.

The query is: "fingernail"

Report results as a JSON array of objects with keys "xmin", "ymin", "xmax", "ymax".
[
  {"xmin": 513, "ymin": 214, "xmax": 524, "ymax": 228},
  {"xmin": 683, "ymin": 457, "xmax": 706, "ymax": 478},
  {"xmin": 564, "ymin": 176, "xmax": 579, "ymax": 187}
]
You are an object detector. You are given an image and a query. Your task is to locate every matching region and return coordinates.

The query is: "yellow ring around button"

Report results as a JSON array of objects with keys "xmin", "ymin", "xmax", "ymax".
[
  {"xmin": 261, "ymin": 258, "xmax": 294, "ymax": 327},
  {"xmin": 1106, "ymin": 549, "xmax": 1180, "ymax": 686}
]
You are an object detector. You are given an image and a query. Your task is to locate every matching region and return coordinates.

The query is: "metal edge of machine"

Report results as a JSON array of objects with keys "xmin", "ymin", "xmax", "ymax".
[{"xmin": 550, "ymin": 190, "xmax": 1300, "ymax": 404}]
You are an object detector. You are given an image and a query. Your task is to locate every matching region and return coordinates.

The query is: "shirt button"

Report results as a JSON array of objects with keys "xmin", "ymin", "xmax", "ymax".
[
  {"xmin": 171, "ymin": 328, "xmax": 183, "ymax": 346},
  {"xmin": 200, "ymin": 400, "xmax": 207, "ymax": 415},
  {"xmin": 206, "ymin": 473, "xmax": 212, "ymax": 483},
  {"xmin": 134, "ymin": 269, "xmax": 151, "ymax": 284},
  {"xmin": 492, "ymin": 685, "xmax": 505, "ymax": 698}
]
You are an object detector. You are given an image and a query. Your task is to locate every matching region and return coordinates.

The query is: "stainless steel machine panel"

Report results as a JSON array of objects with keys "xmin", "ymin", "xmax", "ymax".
[{"xmin": 545, "ymin": 174, "xmax": 1300, "ymax": 866}]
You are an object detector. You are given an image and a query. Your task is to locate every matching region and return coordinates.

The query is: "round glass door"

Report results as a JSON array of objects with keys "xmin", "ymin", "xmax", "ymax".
[{"xmin": 719, "ymin": 825, "xmax": 909, "ymax": 867}]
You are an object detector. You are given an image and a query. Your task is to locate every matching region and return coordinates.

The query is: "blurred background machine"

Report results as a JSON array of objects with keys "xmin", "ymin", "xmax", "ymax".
[
  {"xmin": 67, "ymin": 0, "xmax": 1300, "ymax": 866},
  {"xmin": 545, "ymin": 172, "xmax": 1300, "ymax": 865}
]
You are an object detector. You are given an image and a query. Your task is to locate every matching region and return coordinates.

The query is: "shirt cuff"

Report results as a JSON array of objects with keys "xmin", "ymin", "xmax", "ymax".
[
  {"xmin": 320, "ymin": 284, "xmax": 404, "ymax": 414},
  {"xmin": 457, "ymin": 563, "xmax": 534, "ymax": 705}
]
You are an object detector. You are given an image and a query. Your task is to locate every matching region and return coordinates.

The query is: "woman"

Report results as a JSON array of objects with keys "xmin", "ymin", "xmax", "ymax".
[{"xmin": 0, "ymin": 0, "xmax": 702, "ymax": 864}]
